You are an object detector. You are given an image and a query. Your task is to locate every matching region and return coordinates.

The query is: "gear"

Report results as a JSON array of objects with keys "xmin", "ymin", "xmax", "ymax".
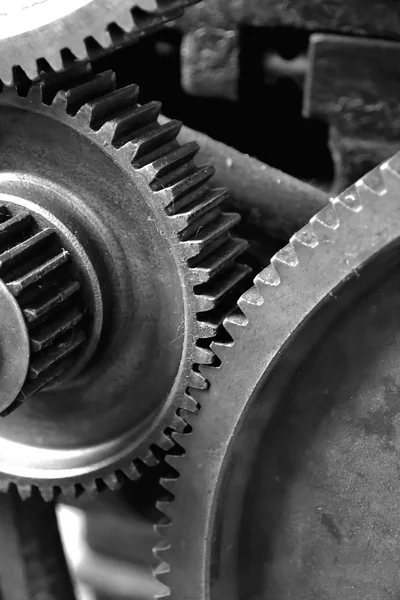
[
  {"xmin": 0, "ymin": 487, "xmax": 75, "ymax": 599},
  {"xmin": 0, "ymin": 66, "xmax": 249, "ymax": 500},
  {"xmin": 0, "ymin": 200, "xmax": 99, "ymax": 417},
  {"xmin": 159, "ymin": 154, "xmax": 400, "ymax": 599},
  {"xmin": 0, "ymin": 0, "xmax": 199, "ymax": 85}
]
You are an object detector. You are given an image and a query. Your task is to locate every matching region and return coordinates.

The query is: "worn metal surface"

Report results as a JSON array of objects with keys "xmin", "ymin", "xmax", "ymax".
[
  {"xmin": 159, "ymin": 153, "xmax": 400, "ymax": 598},
  {"xmin": 0, "ymin": 66, "xmax": 248, "ymax": 499},
  {"xmin": 304, "ymin": 34, "xmax": 400, "ymax": 191},
  {"xmin": 0, "ymin": 0, "xmax": 200, "ymax": 84}
]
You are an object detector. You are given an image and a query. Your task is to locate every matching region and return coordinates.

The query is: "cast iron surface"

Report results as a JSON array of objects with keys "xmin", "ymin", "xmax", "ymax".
[
  {"xmin": 0, "ymin": 65, "xmax": 249, "ymax": 499},
  {"xmin": 159, "ymin": 153, "xmax": 400, "ymax": 599},
  {"xmin": 0, "ymin": 0, "xmax": 199, "ymax": 84}
]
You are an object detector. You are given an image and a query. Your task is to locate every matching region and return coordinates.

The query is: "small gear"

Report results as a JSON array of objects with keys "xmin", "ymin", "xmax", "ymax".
[
  {"xmin": 159, "ymin": 154, "xmax": 400, "ymax": 599},
  {"xmin": 0, "ymin": 201, "xmax": 97, "ymax": 416},
  {"xmin": 0, "ymin": 0, "xmax": 199, "ymax": 85},
  {"xmin": 0, "ymin": 66, "xmax": 249, "ymax": 499}
]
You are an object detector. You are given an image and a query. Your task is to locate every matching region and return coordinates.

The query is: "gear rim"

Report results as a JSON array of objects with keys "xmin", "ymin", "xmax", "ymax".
[
  {"xmin": 0, "ymin": 68, "xmax": 249, "ymax": 500},
  {"xmin": 157, "ymin": 154, "xmax": 400, "ymax": 599},
  {"xmin": 0, "ymin": 0, "xmax": 199, "ymax": 85}
]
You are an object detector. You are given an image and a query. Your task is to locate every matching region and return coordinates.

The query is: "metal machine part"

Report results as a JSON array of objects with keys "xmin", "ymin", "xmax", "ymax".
[
  {"xmin": 0, "ymin": 65, "xmax": 248, "ymax": 500},
  {"xmin": 0, "ymin": 0, "xmax": 199, "ymax": 85},
  {"xmin": 159, "ymin": 153, "xmax": 400, "ymax": 599},
  {"xmin": 0, "ymin": 487, "xmax": 75, "ymax": 600},
  {"xmin": 0, "ymin": 200, "xmax": 99, "ymax": 416}
]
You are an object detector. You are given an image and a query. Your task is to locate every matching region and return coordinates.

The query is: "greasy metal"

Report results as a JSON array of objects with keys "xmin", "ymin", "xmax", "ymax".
[
  {"xmin": 0, "ymin": 195, "xmax": 101, "ymax": 416},
  {"xmin": 159, "ymin": 153, "xmax": 400, "ymax": 599},
  {"xmin": 0, "ymin": 0, "xmax": 199, "ymax": 84},
  {"xmin": 304, "ymin": 34, "xmax": 400, "ymax": 191},
  {"xmin": 0, "ymin": 68, "xmax": 248, "ymax": 499},
  {"xmin": 161, "ymin": 116, "xmax": 330, "ymax": 240},
  {"xmin": 0, "ymin": 488, "xmax": 75, "ymax": 600}
]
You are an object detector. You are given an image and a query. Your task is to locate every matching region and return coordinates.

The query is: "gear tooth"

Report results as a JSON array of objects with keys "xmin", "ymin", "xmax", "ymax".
[
  {"xmin": 239, "ymin": 285, "xmax": 264, "ymax": 307},
  {"xmin": 179, "ymin": 390, "xmax": 198, "ymax": 412},
  {"xmin": 147, "ymin": 141, "xmax": 199, "ymax": 184},
  {"xmin": 188, "ymin": 370, "xmax": 208, "ymax": 390},
  {"xmin": 51, "ymin": 90, "xmax": 69, "ymax": 110},
  {"xmin": 65, "ymin": 70, "xmax": 116, "ymax": 116},
  {"xmin": 37, "ymin": 485, "xmax": 54, "ymax": 502},
  {"xmin": 209, "ymin": 340, "xmax": 234, "ymax": 364},
  {"xmin": 103, "ymin": 473, "xmax": 120, "ymax": 491},
  {"xmin": 170, "ymin": 187, "xmax": 228, "ymax": 233},
  {"xmin": 109, "ymin": 101, "xmax": 162, "ymax": 148},
  {"xmin": 131, "ymin": 119, "xmax": 182, "ymax": 163},
  {"xmin": 194, "ymin": 345, "xmax": 215, "ymax": 365},
  {"xmin": 160, "ymin": 164, "xmax": 215, "ymax": 211},
  {"xmin": 88, "ymin": 84, "xmax": 139, "ymax": 130},
  {"xmin": 222, "ymin": 311, "xmax": 248, "ymax": 338},
  {"xmin": 182, "ymin": 212, "xmax": 240, "ymax": 260},
  {"xmin": 377, "ymin": 161, "xmax": 400, "ymax": 194},
  {"xmin": 291, "ymin": 222, "xmax": 319, "ymax": 249},
  {"xmin": 311, "ymin": 203, "xmax": 340, "ymax": 231},
  {"xmin": 190, "ymin": 237, "xmax": 249, "ymax": 285},
  {"xmin": 253, "ymin": 264, "xmax": 281, "ymax": 292},
  {"xmin": 25, "ymin": 83, "xmax": 42, "ymax": 103},
  {"xmin": 123, "ymin": 463, "xmax": 140, "ymax": 481},
  {"xmin": 333, "ymin": 189, "xmax": 363, "ymax": 217},
  {"xmin": 195, "ymin": 263, "xmax": 251, "ymax": 312},
  {"xmin": 158, "ymin": 433, "xmax": 175, "ymax": 451},
  {"xmin": 197, "ymin": 320, "xmax": 218, "ymax": 339}
]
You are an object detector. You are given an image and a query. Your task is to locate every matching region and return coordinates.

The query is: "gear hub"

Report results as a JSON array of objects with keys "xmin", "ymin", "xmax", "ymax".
[{"xmin": 0, "ymin": 198, "xmax": 101, "ymax": 416}]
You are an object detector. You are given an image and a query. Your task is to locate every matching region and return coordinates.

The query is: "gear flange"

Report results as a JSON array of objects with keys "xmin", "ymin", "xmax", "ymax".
[
  {"xmin": 158, "ymin": 154, "xmax": 400, "ymax": 599},
  {"xmin": 0, "ymin": 66, "xmax": 249, "ymax": 500}
]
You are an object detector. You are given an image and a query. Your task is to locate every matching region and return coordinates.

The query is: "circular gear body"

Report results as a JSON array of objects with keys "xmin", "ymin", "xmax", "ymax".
[
  {"xmin": 160, "ymin": 154, "xmax": 400, "ymax": 599},
  {"xmin": 0, "ymin": 0, "xmax": 199, "ymax": 85},
  {"xmin": 0, "ymin": 67, "xmax": 248, "ymax": 498}
]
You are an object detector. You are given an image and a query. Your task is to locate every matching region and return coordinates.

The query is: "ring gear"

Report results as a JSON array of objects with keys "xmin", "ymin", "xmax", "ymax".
[
  {"xmin": 0, "ymin": 66, "xmax": 249, "ymax": 500},
  {"xmin": 159, "ymin": 154, "xmax": 400, "ymax": 599},
  {"xmin": 0, "ymin": 0, "xmax": 199, "ymax": 85}
]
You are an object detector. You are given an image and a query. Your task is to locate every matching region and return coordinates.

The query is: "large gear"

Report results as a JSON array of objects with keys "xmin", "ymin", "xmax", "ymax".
[
  {"xmin": 0, "ymin": 0, "xmax": 199, "ymax": 85},
  {"xmin": 0, "ymin": 66, "xmax": 249, "ymax": 500},
  {"xmin": 159, "ymin": 154, "xmax": 400, "ymax": 599}
]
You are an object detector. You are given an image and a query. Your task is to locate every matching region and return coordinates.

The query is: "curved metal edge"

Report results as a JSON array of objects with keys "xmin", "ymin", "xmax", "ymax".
[
  {"xmin": 155, "ymin": 154, "xmax": 400, "ymax": 599},
  {"xmin": 0, "ymin": 68, "xmax": 249, "ymax": 501},
  {"xmin": 0, "ymin": 0, "xmax": 199, "ymax": 85}
]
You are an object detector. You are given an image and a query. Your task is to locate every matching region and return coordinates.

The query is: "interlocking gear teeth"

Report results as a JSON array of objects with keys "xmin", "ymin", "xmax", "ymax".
[
  {"xmin": 0, "ymin": 205, "xmax": 87, "ymax": 416},
  {"xmin": 0, "ymin": 66, "xmax": 249, "ymax": 499},
  {"xmin": 155, "ymin": 153, "xmax": 400, "ymax": 599},
  {"xmin": 0, "ymin": 1, "xmax": 199, "ymax": 85}
]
